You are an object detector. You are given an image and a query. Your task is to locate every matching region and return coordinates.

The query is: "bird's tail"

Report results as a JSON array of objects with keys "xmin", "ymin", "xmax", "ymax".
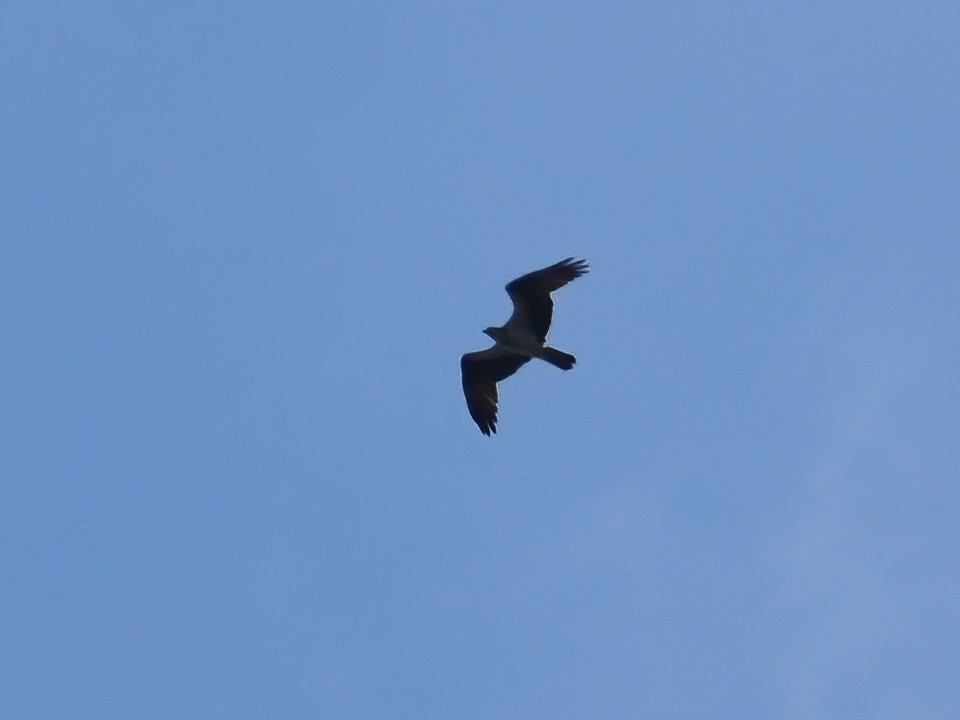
[{"xmin": 541, "ymin": 347, "xmax": 576, "ymax": 370}]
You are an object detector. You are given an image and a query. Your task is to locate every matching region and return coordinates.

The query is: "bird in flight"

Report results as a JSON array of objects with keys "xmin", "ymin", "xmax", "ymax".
[{"xmin": 460, "ymin": 257, "xmax": 589, "ymax": 435}]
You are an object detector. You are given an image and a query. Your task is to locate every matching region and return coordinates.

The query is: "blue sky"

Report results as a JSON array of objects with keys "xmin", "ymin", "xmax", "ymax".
[{"xmin": 3, "ymin": 2, "xmax": 959, "ymax": 717}]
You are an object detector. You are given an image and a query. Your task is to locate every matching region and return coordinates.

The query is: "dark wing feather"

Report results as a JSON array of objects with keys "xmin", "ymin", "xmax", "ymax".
[
  {"xmin": 505, "ymin": 257, "xmax": 589, "ymax": 342},
  {"xmin": 460, "ymin": 348, "xmax": 531, "ymax": 435}
]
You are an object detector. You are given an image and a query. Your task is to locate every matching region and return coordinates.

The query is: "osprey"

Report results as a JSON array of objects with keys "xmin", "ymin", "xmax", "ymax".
[{"xmin": 460, "ymin": 257, "xmax": 589, "ymax": 435}]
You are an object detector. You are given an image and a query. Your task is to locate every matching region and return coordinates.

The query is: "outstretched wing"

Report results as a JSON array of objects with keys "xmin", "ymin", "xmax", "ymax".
[
  {"xmin": 505, "ymin": 257, "xmax": 589, "ymax": 342},
  {"xmin": 460, "ymin": 347, "xmax": 531, "ymax": 435}
]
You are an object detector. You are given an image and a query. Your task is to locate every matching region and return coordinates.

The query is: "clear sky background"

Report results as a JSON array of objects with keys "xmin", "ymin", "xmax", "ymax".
[{"xmin": 3, "ymin": 2, "xmax": 959, "ymax": 718}]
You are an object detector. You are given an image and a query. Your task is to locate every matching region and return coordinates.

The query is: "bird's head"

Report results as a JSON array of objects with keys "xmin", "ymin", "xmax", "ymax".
[{"xmin": 483, "ymin": 326, "xmax": 504, "ymax": 342}]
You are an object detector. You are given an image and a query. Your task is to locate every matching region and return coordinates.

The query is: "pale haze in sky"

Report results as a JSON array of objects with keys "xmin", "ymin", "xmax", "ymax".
[{"xmin": 2, "ymin": 2, "xmax": 959, "ymax": 718}]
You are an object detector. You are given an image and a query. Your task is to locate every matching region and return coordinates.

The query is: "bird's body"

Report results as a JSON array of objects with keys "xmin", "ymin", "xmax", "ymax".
[{"xmin": 460, "ymin": 257, "xmax": 588, "ymax": 435}]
